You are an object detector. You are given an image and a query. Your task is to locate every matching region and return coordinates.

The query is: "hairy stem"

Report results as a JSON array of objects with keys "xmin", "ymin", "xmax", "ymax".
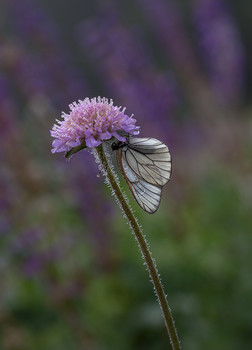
[{"xmin": 94, "ymin": 143, "xmax": 181, "ymax": 350}]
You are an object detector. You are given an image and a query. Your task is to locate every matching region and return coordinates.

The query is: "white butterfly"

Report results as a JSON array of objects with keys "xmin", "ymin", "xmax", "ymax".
[{"xmin": 112, "ymin": 137, "xmax": 171, "ymax": 213}]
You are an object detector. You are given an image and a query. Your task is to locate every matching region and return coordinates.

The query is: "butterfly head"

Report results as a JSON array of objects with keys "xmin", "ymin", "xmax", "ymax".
[{"xmin": 111, "ymin": 140, "xmax": 126, "ymax": 151}]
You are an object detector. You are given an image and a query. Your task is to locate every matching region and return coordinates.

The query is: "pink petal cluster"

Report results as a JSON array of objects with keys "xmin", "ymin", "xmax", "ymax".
[{"xmin": 50, "ymin": 97, "xmax": 139, "ymax": 153}]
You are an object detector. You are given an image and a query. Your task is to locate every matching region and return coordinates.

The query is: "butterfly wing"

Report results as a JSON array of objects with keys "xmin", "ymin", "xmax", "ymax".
[{"xmin": 116, "ymin": 137, "xmax": 171, "ymax": 213}]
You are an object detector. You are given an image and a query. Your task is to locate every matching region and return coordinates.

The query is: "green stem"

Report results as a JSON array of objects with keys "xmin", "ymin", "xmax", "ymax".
[{"xmin": 95, "ymin": 143, "xmax": 181, "ymax": 350}]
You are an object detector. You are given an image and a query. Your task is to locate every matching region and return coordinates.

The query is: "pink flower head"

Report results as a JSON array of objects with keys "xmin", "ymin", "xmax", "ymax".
[{"xmin": 50, "ymin": 97, "xmax": 140, "ymax": 153}]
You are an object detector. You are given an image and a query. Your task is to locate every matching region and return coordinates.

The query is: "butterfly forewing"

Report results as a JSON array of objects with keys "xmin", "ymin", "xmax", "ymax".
[{"xmin": 116, "ymin": 137, "xmax": 171, "ymax": 213}]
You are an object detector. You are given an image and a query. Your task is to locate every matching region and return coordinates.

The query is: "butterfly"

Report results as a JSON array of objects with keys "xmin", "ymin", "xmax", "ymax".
[{"xmin": 112, "ymin": 137, "xmax": 171, "ymax": 213}]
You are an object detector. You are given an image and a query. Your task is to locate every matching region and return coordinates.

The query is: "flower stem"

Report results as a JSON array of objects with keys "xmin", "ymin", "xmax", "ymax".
[{"xmin": 95, "ymin": 143, "xmax": 181, "ymax": 350}]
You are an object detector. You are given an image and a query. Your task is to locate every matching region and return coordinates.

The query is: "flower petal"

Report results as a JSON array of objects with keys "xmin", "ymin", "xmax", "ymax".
[
  {"xmin": 51, "ymin": 139, "xmax": 70, "ymax": 153},
  {"xmin": 85, "ymin": 135, "xmax": 101, "ymax": 148},
  {"xmin": 112, "ymin": 132, "xmax": 126, "ymax": 142}
]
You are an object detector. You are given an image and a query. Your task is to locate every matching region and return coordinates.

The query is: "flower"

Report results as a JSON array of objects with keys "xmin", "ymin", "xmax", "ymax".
[{"xmin": 50, "ymin": 97, "xmax": 140, "ymax": 153}]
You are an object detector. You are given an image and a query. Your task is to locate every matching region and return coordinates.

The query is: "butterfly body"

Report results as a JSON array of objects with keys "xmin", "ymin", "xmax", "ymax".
[{"xmin": 112, "ymin": 137, "xmax": 171, "ymax": 213}]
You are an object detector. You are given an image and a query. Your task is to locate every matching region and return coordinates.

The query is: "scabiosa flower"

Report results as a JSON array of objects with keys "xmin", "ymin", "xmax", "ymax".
[
  {"xmin": 50, "ymin": 96, "xmax": 180, "ymax": 347},
  {"xmin": 50, "ymin": 96, "xmax": 139, "ymax": 153}
]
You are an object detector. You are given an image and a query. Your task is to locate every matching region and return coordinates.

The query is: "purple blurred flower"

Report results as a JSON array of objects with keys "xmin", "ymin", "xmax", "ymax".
[
  {"xmin": 138, "ymin": 0, "xmax": 199, "ymax": 78},
  {"xmin": 192, "ymin": 0, "xmax": 245, "ymax": 104},
  {"xmin": 51, "ymin": 97, "xmax": 140, "ymax": 152},
  {"xmin": 77, "ymin": 7, "xmax": 178, "ymax": 143},
  {"xmin": 5, "ymin": 0, "xmax": 88, "ymax": 106}
]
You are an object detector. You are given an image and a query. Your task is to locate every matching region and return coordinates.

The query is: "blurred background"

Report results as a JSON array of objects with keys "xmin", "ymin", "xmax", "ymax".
[{"xmin": 0, "ymin": 0, "xmax": 251, "ymax": 349}]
